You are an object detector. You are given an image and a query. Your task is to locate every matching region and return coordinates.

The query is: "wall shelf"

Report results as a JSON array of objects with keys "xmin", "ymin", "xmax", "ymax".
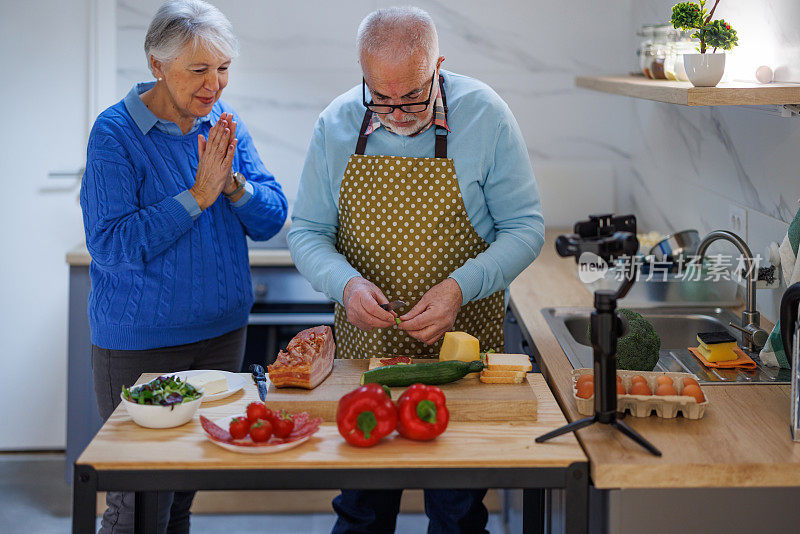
[{"xmin": 575, "ymin": 75, "xmax": 800, "ymax": 108}]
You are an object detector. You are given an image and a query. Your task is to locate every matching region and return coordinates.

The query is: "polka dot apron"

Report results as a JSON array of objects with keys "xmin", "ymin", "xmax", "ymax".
[{"xmin": 334, "ymin": 82, "xmax": 505, "ymax": 359}]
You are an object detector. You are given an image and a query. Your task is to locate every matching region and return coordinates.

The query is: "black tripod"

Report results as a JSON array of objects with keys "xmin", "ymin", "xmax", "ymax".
[{"xmin": 536, "ymin": 214, "xmax": 661, "ymax": 457}]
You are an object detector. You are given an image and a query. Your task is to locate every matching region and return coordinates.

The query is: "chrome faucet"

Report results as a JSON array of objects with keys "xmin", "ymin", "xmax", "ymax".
[{"xmin": 696, "ymin": 230, "xmax": 768, "ymax": 352}]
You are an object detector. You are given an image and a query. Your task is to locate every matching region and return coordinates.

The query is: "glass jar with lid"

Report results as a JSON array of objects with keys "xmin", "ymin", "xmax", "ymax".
[
  {"xmin": 648, "ymin": 24, "xmax": 678, "ymax": 80},
  {"xmin": 637, "ymin": 25, "xmax": 656, "ymax": 77}
]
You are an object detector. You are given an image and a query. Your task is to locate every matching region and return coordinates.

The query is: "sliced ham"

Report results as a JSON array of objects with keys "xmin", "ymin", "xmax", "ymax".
[{"xmin": 268, "ymin": 325, "xmax": 335, "ymax": 389}]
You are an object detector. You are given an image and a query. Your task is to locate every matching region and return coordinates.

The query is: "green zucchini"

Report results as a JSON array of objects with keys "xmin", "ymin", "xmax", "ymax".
[{"xmin": 361, "ymin": 360, "xmax": 485, "ymax": 387}]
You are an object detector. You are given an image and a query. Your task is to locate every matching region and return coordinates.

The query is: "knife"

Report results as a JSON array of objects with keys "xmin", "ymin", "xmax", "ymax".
[
  {"xmin": 380, "ymin": 300, "xmax": 407, "ymax": 312},
  {"xmin": 249, "ymin": 363, "xmax": 268, "ymax": 402}
]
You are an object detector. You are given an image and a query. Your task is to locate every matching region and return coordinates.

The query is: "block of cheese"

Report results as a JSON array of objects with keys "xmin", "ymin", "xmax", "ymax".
[
  {"xmin": 439, "ymin": 331, "xmax": 481, "ymax": 378},
  {"xmin": 187, "ymin": 371, "xmax": 228, "ymax": 395},
  {"xmin": 479, "ymin": 371, "xmax": 525, "ymax": 384},
  {"xmin": 696, "ymin": 332, "xmax": 738, "ymax": 362},
  {"xmin": 439, "ymin": 332, "xmax": 480, "ymax": 361},
  {"xmin": 486, "ymin": 353, "xmax": 532, "ymax": 372}
]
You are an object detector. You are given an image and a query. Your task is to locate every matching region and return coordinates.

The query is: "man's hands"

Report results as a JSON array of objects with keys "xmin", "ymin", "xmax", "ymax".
[
  {"xmin": 342, "ymin": 277, "xmax": 397, "ymax": 331},
  {"xmin": 191, "ymin": 112, "xmax": 238, "ymax": 210},
  {"xmin": 398, "ymin": 278, "xmax": 462, "ymax": 345},
  {"xmin": 343, "ymin": 277, "xmax": 463, "ymax": 345}
]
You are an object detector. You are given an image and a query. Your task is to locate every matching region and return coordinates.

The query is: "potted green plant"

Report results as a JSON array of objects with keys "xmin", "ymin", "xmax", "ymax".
[{"xmin": 671, "ymin": 0, "xmax": 738, "ymax": 87}]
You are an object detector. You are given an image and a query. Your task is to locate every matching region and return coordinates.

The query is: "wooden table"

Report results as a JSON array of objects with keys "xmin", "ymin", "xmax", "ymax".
[
  {"xmin": 509, "ymin": 229, "xmax": 800, "ymax": 489},
  {"xmin": 73, "ymin": 373, "xmax": 588, "ymax": 533}
]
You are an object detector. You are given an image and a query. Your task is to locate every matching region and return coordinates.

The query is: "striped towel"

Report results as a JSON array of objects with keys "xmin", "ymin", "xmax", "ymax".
[{"xmin": 759, "ymin": 206, "xmax": 800, "ymax": 368}]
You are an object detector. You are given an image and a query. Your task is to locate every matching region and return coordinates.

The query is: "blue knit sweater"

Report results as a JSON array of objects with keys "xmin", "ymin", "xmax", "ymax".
[{"xmin": 80, "ymin": 97, "xmax": 287, "ymax": 350}]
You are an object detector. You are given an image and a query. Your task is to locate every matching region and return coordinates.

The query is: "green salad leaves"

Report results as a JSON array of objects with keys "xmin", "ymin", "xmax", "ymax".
[{"xmin": 122, "ymin": 375, "xmax": 202, "ymax": 406}]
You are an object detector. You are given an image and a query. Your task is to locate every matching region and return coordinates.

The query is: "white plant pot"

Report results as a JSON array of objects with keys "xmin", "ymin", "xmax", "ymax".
[{"xmin": 683, "ymin": 53, "xmax": 725, "ymax": 87}]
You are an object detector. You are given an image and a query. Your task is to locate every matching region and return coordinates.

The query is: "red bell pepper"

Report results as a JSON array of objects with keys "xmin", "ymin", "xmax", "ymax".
[
  {"xmin": 396, "ymin": 384, "xmax": 449, "ymax": 441},
  {"xmin": 336, "ymin": 383, "xmax": 398, "ymax": 447}
]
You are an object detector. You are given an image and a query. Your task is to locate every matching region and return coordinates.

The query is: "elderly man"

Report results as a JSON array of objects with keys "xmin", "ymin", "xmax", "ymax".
[{"xmin": 288, "ymin": 6, "xmax": 544, "ymax": 533}]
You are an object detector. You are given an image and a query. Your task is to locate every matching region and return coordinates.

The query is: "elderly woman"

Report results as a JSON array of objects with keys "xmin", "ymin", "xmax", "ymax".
[{"xmin": 79, "ymin": 0, "xmax": 287, "ymax": 531}]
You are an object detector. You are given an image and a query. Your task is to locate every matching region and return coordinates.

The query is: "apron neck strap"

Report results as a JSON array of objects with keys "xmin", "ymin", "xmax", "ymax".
[
  {"xmin": 355, "ymin": 75, "xmax": 448, "ymax": 158},
  {"xmin": 355, "ymin": 108, "xmax": 373, "ymax": 156}
]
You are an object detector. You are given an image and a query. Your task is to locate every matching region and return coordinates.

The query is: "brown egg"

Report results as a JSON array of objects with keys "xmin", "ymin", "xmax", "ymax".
[
  {"xmin": 683, "ymin": 377, "xmax": 699, "ymax": 388},
  {"xmin": 617, "ymin": 382, "xmax": 626, "ymax": 395},
  {"xmin": 656, "ymin": 375, "xmax": 674, "ymax": 386},
  {"xmin": 629, "ymin": 382, "xmax": 652, "ymax": 396},
  {"xmin": 681, "ymin": 384, "xmax": 706, "ymax": 403},
  {"xmin": 576, "ymin": 381, "xmax": 594, "ymax": 399},
  {"xmin": 630, "ymin": 375, "xmax": 647, "ymax": 386},
  {"xmin": 655, "ymin": 383, "xmax": 678, "ymax": 396},
  {"xmin": 577, "ymin": 374, "xmax": 594, "ymax": 387}
]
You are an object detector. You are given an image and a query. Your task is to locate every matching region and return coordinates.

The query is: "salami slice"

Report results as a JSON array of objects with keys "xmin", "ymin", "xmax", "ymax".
[
  {"xmin": 200, "ymin": 413, "xmax": 322, "ymax": 448},
  {"xmin": 380, "ymin": 356, "xmax": 412, "ymax": 366}
]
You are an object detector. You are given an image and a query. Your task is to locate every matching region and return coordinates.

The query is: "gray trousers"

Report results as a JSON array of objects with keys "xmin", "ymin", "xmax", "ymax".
[{"xmin": 91, "ymin": 326, "xmax": 247, "ymax": 534}]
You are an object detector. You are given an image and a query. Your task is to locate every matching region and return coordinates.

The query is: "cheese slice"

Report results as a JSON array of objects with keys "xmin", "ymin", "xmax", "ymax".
[
  {"xmin": 486, "ymin": 353, "xmax": 533, "ymax": 372},
  {"xmin": 187, "ymin": 371, "xmax": 228, "ymax": 395}
]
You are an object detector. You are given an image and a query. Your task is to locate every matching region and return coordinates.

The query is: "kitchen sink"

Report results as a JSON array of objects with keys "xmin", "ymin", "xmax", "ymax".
[{"xmin": 542, "ymin": 307, "xmax": 791, "ymax": 384}]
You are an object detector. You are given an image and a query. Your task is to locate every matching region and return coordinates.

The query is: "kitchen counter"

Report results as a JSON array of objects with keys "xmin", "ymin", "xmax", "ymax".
[
  {"xmin": 66, "ymin": 243, "xmax": 294, "ymax": 267},
  {"xmin": 73, "ymin": 372, "xmax": 589, "ymax": 533},
  {"xmin": 509, "ymin": 229, "xmax": 800, "ymax": 489}
]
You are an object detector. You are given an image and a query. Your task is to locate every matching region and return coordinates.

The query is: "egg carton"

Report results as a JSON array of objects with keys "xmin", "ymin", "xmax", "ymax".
[{"xmin": 572, "ymin": 368, "xmax": 709, "ymax": 420}]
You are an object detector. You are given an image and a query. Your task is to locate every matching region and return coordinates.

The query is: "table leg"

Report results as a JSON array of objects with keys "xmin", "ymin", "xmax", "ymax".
[
  {"xmin": 522, "ymin": 488, "xmax": 545, "ymax": 534},
  {"xmin": 564, "ymin": 463, "xmax": 589, "ymax": 534},
  {"xmin": 134, "ymin": 491, "xmax": 159, "ymax": 534},
  {"xmin": 72, "ymin": 465, "xmax": 97, "ymax": 534}
]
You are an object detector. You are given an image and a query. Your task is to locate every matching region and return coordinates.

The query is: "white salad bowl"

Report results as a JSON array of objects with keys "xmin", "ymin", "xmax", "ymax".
[{"xmin": 120, "ymin": 390, "xmax": 204, "ymax": 429}]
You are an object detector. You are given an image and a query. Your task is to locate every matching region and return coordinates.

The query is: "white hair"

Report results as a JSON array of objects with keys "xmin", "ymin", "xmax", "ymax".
[
  {"xmin": 356, "ymin": 6, "xmax": 439, "ymax": 65},
  {"xmin": 144, "ymin": 0, "xmax": 239, "ymax": 74}
]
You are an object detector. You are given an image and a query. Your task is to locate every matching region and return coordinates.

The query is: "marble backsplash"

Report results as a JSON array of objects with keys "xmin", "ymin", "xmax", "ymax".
[{"xmin": 116, "ymin": 0, "xmax": 632, "ymax": 225}]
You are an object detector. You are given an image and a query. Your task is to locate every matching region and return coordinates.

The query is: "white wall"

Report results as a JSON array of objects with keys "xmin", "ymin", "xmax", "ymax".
[
  {"xmin": 116, "ymin": 0, "xmax": 633, "ymax": 224},
  {"xmin": 0, "ymin": 1, "xmax": 91, "ymax": 448}
]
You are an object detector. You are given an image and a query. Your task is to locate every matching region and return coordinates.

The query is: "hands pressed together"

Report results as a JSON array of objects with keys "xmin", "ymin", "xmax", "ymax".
[
  {"xmin": 343, "ymin": 276, "xmax": 463, "ymax": 345},
  {"xmin": 190, "ymin": 112, "xmax": 242, "ymax": 210}
]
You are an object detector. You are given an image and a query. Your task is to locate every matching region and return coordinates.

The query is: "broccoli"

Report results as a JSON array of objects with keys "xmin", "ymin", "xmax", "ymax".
[{"xmin": 588, "ymin": 308, "xmax": 661, "ymax": 371}]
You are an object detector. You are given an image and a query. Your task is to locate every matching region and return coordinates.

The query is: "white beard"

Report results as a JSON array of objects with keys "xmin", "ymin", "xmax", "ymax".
[{"xmin": 379, "ymin": 113, "xmax": 432, "ymax": 137}]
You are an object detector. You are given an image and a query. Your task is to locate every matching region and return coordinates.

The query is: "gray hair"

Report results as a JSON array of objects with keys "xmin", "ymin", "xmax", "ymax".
[
  {"xmin": 144, "ymin": 0, "xmax": 239, "ymax": 74},
  {"xmin": 356, "ymin": 6, "xmax": 439, "ymax": 65}
]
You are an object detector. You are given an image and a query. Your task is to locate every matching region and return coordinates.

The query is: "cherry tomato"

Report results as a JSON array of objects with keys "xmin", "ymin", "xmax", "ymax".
[
  {"xmin": 262, "ymin": 407, "xmax": 276, "ymax": 425},
  {"xmin": 229, "ymin": 416, "xmax": 250, "ymax": 440},
  {"xmin": 246, "ymin": 401, "xmax": 268, "ymax": 424},
  {"xmin": 272, "ymin": 410, "xmax": 295, "ymax": 438},
  {"xmin": 249, "ymin": 419, "xmax": 273, "ymax": 442}
]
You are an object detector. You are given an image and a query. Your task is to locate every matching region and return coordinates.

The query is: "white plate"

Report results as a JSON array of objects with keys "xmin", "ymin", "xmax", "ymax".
[
  {"xmin": 204, "ymin": 416, "xmax": 313, "ymax": 454},
  {"xmin": 171, "ymin": 370, "xmax": 245, "ymax": 403}
]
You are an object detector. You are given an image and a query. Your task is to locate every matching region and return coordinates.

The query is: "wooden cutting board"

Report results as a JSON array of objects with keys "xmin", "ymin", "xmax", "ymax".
[{"xmin": 265, "ymin": 359, "xmax": 537, "ymax": 422}]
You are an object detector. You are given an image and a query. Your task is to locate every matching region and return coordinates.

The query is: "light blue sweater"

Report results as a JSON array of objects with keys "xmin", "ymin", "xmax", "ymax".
[
  {"xmin": 288, "ymin": 71, "xmax": 545, "ymax": 305},
  {"xmin": 80, "ymin": 86, "xmax": 288, "ymax": 350}
]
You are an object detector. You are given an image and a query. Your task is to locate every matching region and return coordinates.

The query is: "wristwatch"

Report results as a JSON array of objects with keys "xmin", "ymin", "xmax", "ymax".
[{"xmin": 223, "ymin": 171, "xmax": 246, "ymax": 198}]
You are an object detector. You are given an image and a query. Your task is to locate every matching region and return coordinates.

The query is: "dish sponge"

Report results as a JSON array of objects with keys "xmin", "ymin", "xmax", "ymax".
[{"xmin": 696, "ymin": 331, "xmax": 738, "ymax": 362}]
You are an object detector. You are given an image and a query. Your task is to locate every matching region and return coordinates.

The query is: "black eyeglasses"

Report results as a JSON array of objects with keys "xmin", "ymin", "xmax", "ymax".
[{"xmin": 362, "ymin": 72, "xmax": 436, "ymax": 114}]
